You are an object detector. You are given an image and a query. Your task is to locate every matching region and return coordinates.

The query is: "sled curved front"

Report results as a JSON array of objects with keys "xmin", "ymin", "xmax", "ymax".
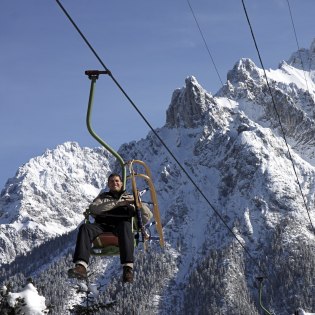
[{"xmin": 127, "ymin": 160, "xmax": 165, "ymax": 248}]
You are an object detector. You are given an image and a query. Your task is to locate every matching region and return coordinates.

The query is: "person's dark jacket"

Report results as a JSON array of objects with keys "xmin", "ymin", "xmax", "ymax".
[{"xmin": 89, "ymin": 190, "xmax": 152, "ymax": 225}]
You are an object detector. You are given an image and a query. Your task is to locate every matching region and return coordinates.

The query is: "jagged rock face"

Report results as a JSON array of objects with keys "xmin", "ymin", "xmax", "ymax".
[
  {"xmin": 287, "ymin": 38, "xmax": 315, "ymax": 72},
  {"xmin": 218, "ymin": 41, "xmax": 315, "ymax": 165},
  {"xmin": 165, "ymin": 76, "xmax": 215, "ymax": 128},
  {"xmin": 0, "ymin": 142, "xmax": 113, "ymax": 264},
  {"xmin": 2, "ymin": 41, "xmax": 315, "ymax": 313}
]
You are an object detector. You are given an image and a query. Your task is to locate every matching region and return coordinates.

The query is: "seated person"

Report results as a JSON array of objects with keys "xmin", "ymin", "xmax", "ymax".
[{"xmin": 68, "ymin": 173, "xmax": 152, "ymax": 283}]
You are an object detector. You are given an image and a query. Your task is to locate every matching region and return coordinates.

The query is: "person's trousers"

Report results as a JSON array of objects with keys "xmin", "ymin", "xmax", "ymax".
[{"xmin": 72, "ymin": 220, "xmax": 134, "ymax": 265}]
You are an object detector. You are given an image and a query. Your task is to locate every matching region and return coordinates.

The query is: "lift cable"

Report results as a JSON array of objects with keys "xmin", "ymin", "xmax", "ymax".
[
  {"xmin": 241, "ymin": 0, "xmax": 315, "ymax": 234},
  {"xmin": 286, "ymin": 0, "xmax": 313, "ymax": 95},
  {"xmin": 186, "ymin": 0, "xmax": 241, "ymax": 118},
  {"xmin": 55, "ymin": 0, "xmax": 268, "ymax": 277},
  {"xmin": 186, "ymin": 0, "xmax": 224, "ymax": 86},
  {"xmin": 186, "ymin": 0, "xmax": 277, "ymax": 284}
]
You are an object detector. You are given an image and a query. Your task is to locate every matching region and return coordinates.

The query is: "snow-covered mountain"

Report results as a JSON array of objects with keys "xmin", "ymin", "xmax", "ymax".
[
  {"xmin": 1, "ymin": 40, "xmax": 315, "ymax": 314},
  {"xmin": 0, "ymin": 143, "xmax": 113, "ymax": 264}
]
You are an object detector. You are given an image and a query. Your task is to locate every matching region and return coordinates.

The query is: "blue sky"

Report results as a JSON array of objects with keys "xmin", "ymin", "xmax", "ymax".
[{"xmin": 1, "ymin": 0, "xmax": 315, "ymax": 188}]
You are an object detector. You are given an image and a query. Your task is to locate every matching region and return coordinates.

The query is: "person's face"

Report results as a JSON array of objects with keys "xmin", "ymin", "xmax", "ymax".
[{"xmin": 108, "ymin": 176, "xmax": 123, "ymax": 192}]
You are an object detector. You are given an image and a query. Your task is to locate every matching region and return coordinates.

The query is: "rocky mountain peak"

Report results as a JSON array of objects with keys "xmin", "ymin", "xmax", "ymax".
[
  {"xmin": 165, "ymin": 75, "xmax": 214, "ymax": 128},
  {"xmin": 226, "ymin": 58, "xmax": 262, "ymax": 85},
  {"xmin": 287, "ymin": 38, "xmax": 315, "ymax": 71}
]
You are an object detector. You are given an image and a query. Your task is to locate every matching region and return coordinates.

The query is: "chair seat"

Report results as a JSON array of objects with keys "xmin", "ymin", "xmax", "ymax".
[{"xmin": 92, "ymin": 232, "xmax": 119, "ymax": 248}]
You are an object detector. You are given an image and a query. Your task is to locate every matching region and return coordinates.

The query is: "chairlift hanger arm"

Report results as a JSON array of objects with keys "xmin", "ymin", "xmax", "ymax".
[{"xmin": 85, "ymin": 70, "xmax": 126, "ymax": 188}]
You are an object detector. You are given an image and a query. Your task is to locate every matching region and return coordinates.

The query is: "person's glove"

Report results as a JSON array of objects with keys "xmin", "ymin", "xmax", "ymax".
[{"xmin": 126, "ymin": 204, "xmax": 136, "ymax": 217}]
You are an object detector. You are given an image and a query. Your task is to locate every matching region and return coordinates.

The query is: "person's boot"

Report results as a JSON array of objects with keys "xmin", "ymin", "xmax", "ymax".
[
  {"xmin": 122, "ymin": 266, "xmax": 133, "ymax": 283},
  {"xmin": 68, "ymin": 264, "xmax": 87, "ymax": 280}
]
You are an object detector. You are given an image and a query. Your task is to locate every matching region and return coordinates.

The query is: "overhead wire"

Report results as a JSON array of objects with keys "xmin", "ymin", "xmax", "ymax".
[
  {"xmin": 186, "ymin": 0, "xmax": 275, "ymax": 283},
  {"xmin": 241, "ymin": 0, "xmax": 315, "ymax": 234},
  {"xmin": 186, "ymin": 0, "xmax": 224, "ymax": 87},
  {"xmin": 186, "ymin": 0, "xmax": 237, "ymax": 111},
  {"xmin": 286, "ymin": 0, "xmax": 313, "ymax": 96},
  {"xmin": 187, "ymin": 0, "xmax": 315, "ymax": 292},
  {"xmin": 55, "ymin": 0, "xmax": 267, "ymax": 277}
]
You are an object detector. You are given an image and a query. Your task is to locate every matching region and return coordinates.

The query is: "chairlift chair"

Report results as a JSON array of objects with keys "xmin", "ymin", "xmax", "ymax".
[{"xmin": 84, "ymin": 70, "xmax": 165, "ymax": 256}]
